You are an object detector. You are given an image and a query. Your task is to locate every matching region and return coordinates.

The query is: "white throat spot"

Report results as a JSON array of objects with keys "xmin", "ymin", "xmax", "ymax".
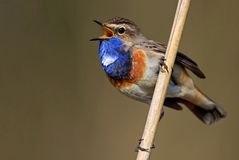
[{"xmin": 102, "ymin": 55, "xmax": 117, "ymax": 66}]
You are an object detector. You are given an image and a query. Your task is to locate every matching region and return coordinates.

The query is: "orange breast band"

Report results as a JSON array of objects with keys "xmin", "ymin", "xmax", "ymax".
[{"xmin": 109, "ymin": 49, "xmax": 146, "ymax": 89}]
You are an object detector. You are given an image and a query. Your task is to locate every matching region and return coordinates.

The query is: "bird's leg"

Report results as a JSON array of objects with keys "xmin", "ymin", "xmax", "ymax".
[
  {"xmin": 159, "ymin": 56, "xmax": 169, "ymax": 73},
  {"xmin": 159, "ymin": 108, "xmax": 165, "ymax": 121},
  {"xmin": 135, "ymin": 138, "xmax": 156, "ymax": 152}
]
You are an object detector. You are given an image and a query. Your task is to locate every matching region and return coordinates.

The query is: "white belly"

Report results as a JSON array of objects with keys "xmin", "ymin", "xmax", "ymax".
[{"xmin": 118, "ymin": 52, "xmax": 183, "ymax": 104}]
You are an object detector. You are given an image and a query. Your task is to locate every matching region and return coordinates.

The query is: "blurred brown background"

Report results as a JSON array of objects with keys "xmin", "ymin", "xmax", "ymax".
[{"xmin": 0, "ymin": 0, "xmax": 238, "ymax": 160}]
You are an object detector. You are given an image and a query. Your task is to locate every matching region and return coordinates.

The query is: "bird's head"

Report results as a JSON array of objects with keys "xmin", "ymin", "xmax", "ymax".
[{"xmin": 91, "ymin": 17, "xmax": 145, "ymax": 46}]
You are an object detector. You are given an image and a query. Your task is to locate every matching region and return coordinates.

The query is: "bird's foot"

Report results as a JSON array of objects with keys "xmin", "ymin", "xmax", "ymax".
[
  {"xmin": 135, "ymin": 138, "xmax": 156, "ymax": 152},
  {"xmin": 159, "ymin": 56, "xmax": 169, "ymax": 73}
]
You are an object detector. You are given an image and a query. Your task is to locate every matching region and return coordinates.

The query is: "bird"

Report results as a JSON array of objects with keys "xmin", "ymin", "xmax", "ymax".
[{"xmin": 91, "ymin": 17, "xmax": 226, "ymax": 125}]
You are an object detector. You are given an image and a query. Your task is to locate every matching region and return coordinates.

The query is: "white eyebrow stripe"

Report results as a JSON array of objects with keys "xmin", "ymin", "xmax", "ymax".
[
  {"xmin": 106, "ymin": 24, "xmax": 131, "ymax": 30},
  {"xmin": 106, "ymin": 24, "xmax": 118, "ymax": 28}
]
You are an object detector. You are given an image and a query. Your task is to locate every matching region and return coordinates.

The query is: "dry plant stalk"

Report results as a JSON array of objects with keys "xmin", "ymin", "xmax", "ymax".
[{"xmin": 136, "ymin": 0, "xmax": 191, "ymax": 160}]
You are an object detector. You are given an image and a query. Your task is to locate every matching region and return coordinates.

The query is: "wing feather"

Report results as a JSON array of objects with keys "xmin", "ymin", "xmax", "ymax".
[
  {"xmin": 139, "ymin": 41, "xmax": 206, "ymax": 78},
  {"xmin": 176, "ymin": 52, "xmax": 206, "ymax": 78}
]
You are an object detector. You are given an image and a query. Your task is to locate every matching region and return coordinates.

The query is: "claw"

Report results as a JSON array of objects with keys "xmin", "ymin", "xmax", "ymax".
[{"xmin": 159, "ymin": 57, "xmax": 169, "ymax": 73}]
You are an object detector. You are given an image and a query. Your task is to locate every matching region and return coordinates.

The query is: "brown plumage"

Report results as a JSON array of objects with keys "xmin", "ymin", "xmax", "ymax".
[{"xmin": 92, "ymin": 17, "xmax": 227, "ymax": 125}]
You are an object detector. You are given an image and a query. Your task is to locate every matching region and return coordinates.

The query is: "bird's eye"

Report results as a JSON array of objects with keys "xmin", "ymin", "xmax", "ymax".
[{"xmin": 117, "ymin": 27, "xmax": 126, "ymax": 35}]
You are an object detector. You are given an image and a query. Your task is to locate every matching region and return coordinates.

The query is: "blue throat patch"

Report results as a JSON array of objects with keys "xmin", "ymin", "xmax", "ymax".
[{"xmin": 98, "ymin": 37, "xmax": 132, "ymax": 80}]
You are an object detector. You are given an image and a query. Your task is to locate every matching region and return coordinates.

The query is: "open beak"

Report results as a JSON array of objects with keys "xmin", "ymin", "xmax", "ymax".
[{"xmin": 90, "ymin": 20, "xmax": 114, "ymax": 41}]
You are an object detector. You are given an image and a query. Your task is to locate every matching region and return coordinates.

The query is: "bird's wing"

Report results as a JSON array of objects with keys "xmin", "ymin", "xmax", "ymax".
[
  {"xmin": 140, "ymin": 40, "xmax": 206, "ymax": 79},
  {"xmin": 175, "ymin": 52, "xmax": 206, "ymax": 78}
]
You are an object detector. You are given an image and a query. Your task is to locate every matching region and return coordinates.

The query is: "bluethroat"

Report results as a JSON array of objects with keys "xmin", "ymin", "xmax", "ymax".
[{"xmin": 91, "ymin": 17, "xmax": 226, "ymax": 125}]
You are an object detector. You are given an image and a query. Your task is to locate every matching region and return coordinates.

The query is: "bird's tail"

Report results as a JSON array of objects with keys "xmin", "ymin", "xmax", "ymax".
[
  {"xmin": 165, "ymin": 88, "xmax": 227, "ymax": 125},
  {"xmin": 184, "ymin": 87, "xmax": 226, "ymax": 125},
  {"xmin": 165, "ymin": 63, "xmax": 226, "ymax": 124}
]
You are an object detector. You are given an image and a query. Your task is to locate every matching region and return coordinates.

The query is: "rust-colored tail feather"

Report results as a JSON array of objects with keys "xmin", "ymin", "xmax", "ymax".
[
  {"xmin": 182, "ymin": 100, "xmax": 226, "ymax": 125},
  {"xmin": 164, "ymin": 97, "xmax": 227, "ymax": 125}
]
